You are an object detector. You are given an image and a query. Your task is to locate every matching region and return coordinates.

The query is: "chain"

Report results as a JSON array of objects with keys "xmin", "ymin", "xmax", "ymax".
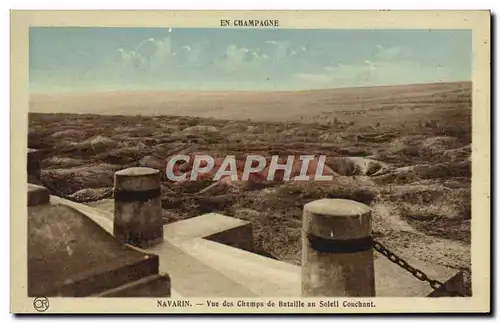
[{"xmin": 372, "ymin": 239, "xmax": 464, "ymax": 297}]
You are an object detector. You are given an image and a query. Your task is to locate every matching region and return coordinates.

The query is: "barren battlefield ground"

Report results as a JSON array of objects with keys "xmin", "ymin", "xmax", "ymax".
[{"xmin": 29, "ymin": 81, "xmax": 472, "ymax": 293}]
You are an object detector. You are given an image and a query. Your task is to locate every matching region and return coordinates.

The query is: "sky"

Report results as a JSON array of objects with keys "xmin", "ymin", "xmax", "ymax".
[{"xmin": 29, "ymin": 27, "xmax": 472, "ymax": 93}]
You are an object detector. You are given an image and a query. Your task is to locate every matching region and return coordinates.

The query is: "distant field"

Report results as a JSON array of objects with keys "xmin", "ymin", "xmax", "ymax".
[{"xmin": 30, "ymin": 81, "xmax": 472, "ymax": 126}]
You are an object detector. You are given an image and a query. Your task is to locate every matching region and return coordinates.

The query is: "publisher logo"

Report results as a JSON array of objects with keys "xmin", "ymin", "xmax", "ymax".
[{"xmin": 33, "ymin": 297, "xmax": 49, "ymax": 312}]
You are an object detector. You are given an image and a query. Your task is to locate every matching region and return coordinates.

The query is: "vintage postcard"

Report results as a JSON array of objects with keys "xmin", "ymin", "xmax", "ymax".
[{"xmin": 11, "ymin": 10, "xmax": 490, "ymax": 314}]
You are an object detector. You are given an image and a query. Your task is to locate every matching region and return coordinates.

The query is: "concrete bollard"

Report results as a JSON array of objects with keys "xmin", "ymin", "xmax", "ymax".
[
  {"xmin": 27, "ymin": 148, "xmax": 41, "ymax": 185},
  {"xmin": 113, "ymin": 167, "xmax": 164, "ymax": 248},
  {"xmin": 302, "ymin": 198, "xmax": 375, "ymax": 297}
]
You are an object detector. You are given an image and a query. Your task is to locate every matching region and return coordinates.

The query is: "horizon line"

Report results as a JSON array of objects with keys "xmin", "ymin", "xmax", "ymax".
[{"xmin": 29, "ymin": 80, "xmax": 472, "ymax": 96}]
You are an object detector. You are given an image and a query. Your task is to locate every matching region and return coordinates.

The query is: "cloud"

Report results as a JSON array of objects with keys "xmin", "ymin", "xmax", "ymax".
[
  {"xmin": 226, "ymin": 44, "xmax": 248, "ymax": 62},
  {"xmin": 375, "ymin": 45, "xmax": 401, "ymax": 61},
  {"xmin": 148, "ymin": 37, "xmax": 173, "ymax": 67},
  {"xmin": 109, "ymin": 36, "xmax": 450, "ymax": 90},
  {"xmin": 165, "ymin": 39, "xmax": 210, "ymax": 68},
  {"xmin": 295, "ymin": 59, "xmax": 454, "ymax": 88},
  {"xmin": 116, "ymin": 34, "xmax": 176, "ymax": 72},
  {"xmin": 270, "ymin": 40, "xmax": 292, "ymax": 59},
  {"xmin": 114, "ymin": 33, "xmax": 209, "ymax": 76},
  {"xmin": 251, "ymin": 51, "xmax": 269, "ymax": 61},
  {"xmin": 117, "ymin": 48, "xmax": 145, "ymax": 69},
  {"xmin": 264, "ymin": 40, "xmax": 307, "ymax": 59},
  {"xmin": 290, "ymin": 43, "xmax": 445, "ymax": 88},
  {"xmin": 294, "ymin": 73, "xmax": 331, "ymax": 83},
  {"xmin": 214, "ymin": 44, "xmax": 250, "ymax": 74},
  {"xmin": 134, "ymin": 38, "xmax": 155, "ymax": 51},
  {"xmin": 154, "ymin": 38, "xmax": 172, "ymax": 56},
  {"xmin": 214, "ymin": 44, "xmax": 270, "ymax": 76}
]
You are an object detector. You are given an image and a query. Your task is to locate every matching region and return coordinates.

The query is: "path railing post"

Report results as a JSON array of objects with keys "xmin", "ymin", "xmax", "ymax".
[
  {"xmin": 113, "ymin": 167, "xmax": 164, "ymax": 248},
  {"xmin": 301, "ymin": 198, "xmax": 375, "ymax": 297}
]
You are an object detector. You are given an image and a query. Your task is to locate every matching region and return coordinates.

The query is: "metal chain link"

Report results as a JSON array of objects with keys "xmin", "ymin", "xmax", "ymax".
[{"xmin": 372, "ymin": 239, "xmax": 464, "ymax": 297}]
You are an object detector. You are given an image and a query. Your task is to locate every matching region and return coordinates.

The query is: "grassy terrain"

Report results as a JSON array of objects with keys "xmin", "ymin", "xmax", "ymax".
[{"xmin": 28, "ymin": 81, "xmax": 472, "ymax": 293}]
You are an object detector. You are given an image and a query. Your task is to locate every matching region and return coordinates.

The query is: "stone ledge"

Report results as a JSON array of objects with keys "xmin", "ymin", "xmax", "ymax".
[
  {"xmin": 28, "ymin": 184, "xmax": 50, "ymax": 207},
  {"xmin": 163, "ymin": 212, "xmax": 254, "ymax": 251},
  {"xmin": 28, "ymin": 201, "xmax": 169, "ymax": 297}
]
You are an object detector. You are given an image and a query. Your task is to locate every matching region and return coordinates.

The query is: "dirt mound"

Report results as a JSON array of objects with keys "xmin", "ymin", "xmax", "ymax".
[
  {"xmin": 371, "ymin": 203, "xmax": 417, "ymax": 235},
  {"xmin": 139, "ymin": 155, "xmax": 165, "ymax": 170},
  {"xmin": 70, "ymin": 187, "xmax": 113, "ymax": 202},
  {"xmin": 252, "ymin": 181, "xmax": 379, "ymax": 211},
  {"xmin": 373, "ymin": 182, "xmax": 470, "ymax": 243},
  {"xmin": 182, "ymin": 125, "xmax": 219, "ymax": 133},
  {"xmin": 376, "ymin": 135, "xmax": 467, "ymax": 165},
  {"xmin": 41, "ymin": 156, "xmax": 87, "ymax": 169},
  {"xmin": 50, "ymin": 135, "xmax": 120, "ymax": 159},
  {"xmin": 318, "ymin": 132, "xmax": 347, "ymax": 143},
  {"xmin": 93, "ymin": 144, "xmax": 152, "ymax": 165},
  {"xmin": 442, "ymin": 144, "xmax": 471, "ymax": 163},
  {"xmin": 396, "ymin": 198, "xmax": 470, "ymax": 243},
  {"xmin": 420, "ymin": 136, "xmax": 460, "ymax": 154},
  {"xmin": 411, "ymin": 161, "xmax": 470, "ymax": 179},
  {"xmin": 328, "ymin": 157, "xmax": 393, "ymax": 176},
  {"xmin": 81, "ymin": 135, "xmax": 116, "ymax": 148},
  {"xmin": 110, "ymin": 135, "xmax": 165, "ymax": 147},
  {"xmin": 374, "ymin": 161, "xmax": 470, "ymax": 184},
  {"xmin": 151, "ymin": 143, "xmax": 189, "ymax": 157},
  {"xmin": 384, "ymin": 184, "xmax": 469, "ymax": 205},
  {"xmin": 41, "ymin": 163, "xmax": 121, "ymax": 196},
  {"xmin": 355, "ymin": 132, "xmax": 399, "ymax": 143},
  {"xmin": 50, "ymin": 129, "xmax": 84, "ymax": 139}
]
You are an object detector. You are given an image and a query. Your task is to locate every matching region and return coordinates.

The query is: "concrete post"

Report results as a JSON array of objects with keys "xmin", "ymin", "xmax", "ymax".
[
  {"xmin": 27, "ymin": 148, "xmax": 41, "ymax": 185},
  {"xmin": 302, "ymin": 198, "xmax": 375, "ymax": 297},
  {"xmin": 113, "ymin": 167, "xmax": 164, "ymax": 248}
]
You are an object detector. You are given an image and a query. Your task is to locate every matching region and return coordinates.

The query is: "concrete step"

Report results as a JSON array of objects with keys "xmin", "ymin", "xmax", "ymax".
[
  {"xmin": 163, "ymin": 212, "xmax": 254, "ymax": 251},
  {"xmin": 174, "ymin": 237, "xmax": 301, "ymax": 296},
  {"xmin": 163, "ymin": 212, "xmax": 251, "ymax": 240},
  {"xmin": 148, "ymin": 239, "xmax": 258, "ymax": 297}
]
